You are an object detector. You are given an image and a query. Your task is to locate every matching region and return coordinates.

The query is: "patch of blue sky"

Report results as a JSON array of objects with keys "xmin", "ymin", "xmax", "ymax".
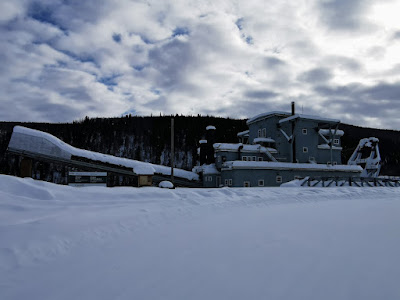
[
  {"xmin": 98, "ymin": 74, "xmax": 121, "ymax": 87},
  {"xmin": 56, "ymin": 49, "xmax": 99, "ymax": 66},
  {"xmin": 172, "ymin": 27, "xmax": 190, "ymax": 37},
  {"xmin": 150, "ymin": 87, "xmax": 161, "ymax": 95},
  {"xmin": 246, "ymin": 36, "xmax": 254, "ymax": 45},
  {"xmin": 122, "ymin": 109, "xmax": 137, "ymax": 116},
  {"xmin": 112, "ymin": 33, "xmax": 122, "ymax": 43},
  {"xmin": 27, "ymin": 2, "xmax": 68, "ymax": 33},
  {"xmin": 235, "ymin": 18, "xmax": 244, "ymax": 31},
  {"xmin": 132, "ymin": 65, "xmax": 146, "ymax": 71},
  {"xmin": 139, "ymin": 34, "xmax": 155, "ymax": 44}
]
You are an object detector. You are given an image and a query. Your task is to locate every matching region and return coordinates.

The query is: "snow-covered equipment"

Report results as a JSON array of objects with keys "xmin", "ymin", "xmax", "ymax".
[
  {"xmin": 159, "ymin": 181, "xmax": 174, "ymax": 189},
  {"xmin": 347, "ymin": 137, "xmax": 381, "ymax": 178}
]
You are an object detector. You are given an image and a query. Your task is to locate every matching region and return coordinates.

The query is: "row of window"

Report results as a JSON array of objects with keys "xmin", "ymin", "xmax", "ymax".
[{"xmin": 242, "ymin": 156, "xmax": 263, "ymax": 161}]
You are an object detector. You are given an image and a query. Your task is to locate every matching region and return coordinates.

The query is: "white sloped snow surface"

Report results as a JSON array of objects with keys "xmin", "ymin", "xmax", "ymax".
[{"xmin": 1, "ymin": 174, "xmax": 400, "ymax": 300}]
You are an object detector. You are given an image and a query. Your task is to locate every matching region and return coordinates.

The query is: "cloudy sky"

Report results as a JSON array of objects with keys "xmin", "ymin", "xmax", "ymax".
[{"xmin": 1, "ymin": 0, "xmax": 400, "ymax": 129}]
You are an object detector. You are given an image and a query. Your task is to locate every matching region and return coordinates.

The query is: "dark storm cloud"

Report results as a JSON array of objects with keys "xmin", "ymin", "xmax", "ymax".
[
  {"xmin": 363, "ymin": 82, "xmax": 400, "ymax": 101},
  {"xmin": 244, "ymin": 90, "xmax": 279, "ymax": 99},
  {"xmin": 315, "ymin": 81, "xmax": 400, "ymax": 102},
  {"xmin": 298, "ymin": 68, "xmax": 333, "ymax": 83},
  {"xmin": 314, "ymin": 83, "xmax": 363, "ymax": 98},
  {"xmin": 318, "ymin": 0, "xmax": 370, "ymax": 30}
]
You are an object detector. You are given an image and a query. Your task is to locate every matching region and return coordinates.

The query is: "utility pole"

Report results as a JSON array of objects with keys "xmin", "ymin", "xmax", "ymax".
[{"xmin": 171, "ymin": 118, "xmax": 174, "ymax": 184}]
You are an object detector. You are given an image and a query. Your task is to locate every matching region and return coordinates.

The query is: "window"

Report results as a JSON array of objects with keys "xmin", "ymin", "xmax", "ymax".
[
  {"xmin": 302, "ymin": 128, "xmax": 307, "ymax": 135},
  {"xmin": 276, "ymin": 176, "xmax": 282, "ymax": 183},
  {"xmin": 244, "ymin": 181, "xmax": 250, "ymax": 187},
  {"xmin": 294, "ymin": 175, "xmax": 302, "ymax": 180},
  {"xmin": 258, "ymin": 157, "xmax": 263, "ymax": 161},
  {"xmin": 327, "ymin": 161, "xmax": 331, "ymax": 166},
  {"xmin": 252, "ymin": 156, "xmax": 256, "ymax": 161},
  {"xmin": 229, "ymin": 179, "xmax": 233, "ymax": 186},
  {"xmin": 333, "ymin": 161, "xmax": 337, "ymax": 166},
  {"xmin": 222, "ymin": 156, "xmax": 227, "ymax": 162},
  {"xmin": 309, "ymin": 156, "xmax": 315, "ymax": 162},
  {"xmin": 225, "ymin": 179, "xmax": 229, "ymax": 185},
  {"xmin": 262, "ymin": 128, "xmax": 267, "ymax": 137},
  {"xmin": 258, "ymin": 179, "xmax": 264, "ymax": 186},
  {"xmin": 303, "ymin": 147, "xmax": 308, "ymax": 153},
  {"xmin": 333, "ymin": 139, "xmax": 339, "ymax": 145},
  {"xmin": 258, "ymin": 129, "xmax": 262, "ymax": 137},
  {"xmin": 208, "ymin": 176, "xmax": 213, "ymax": 181},
  {"xmin": 242, "ymin": 156, "xmax": 247, "ymax": 161}
]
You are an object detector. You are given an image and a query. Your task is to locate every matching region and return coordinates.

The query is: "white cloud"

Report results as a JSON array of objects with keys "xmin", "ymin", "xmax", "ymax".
[{"xmin": 0, "ymin": 0, "xmax": 400, "ymax": 129}]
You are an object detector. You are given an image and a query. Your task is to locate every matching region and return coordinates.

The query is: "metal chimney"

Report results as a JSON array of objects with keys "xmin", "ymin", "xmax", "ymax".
[{"xmin": 291, "ymin": 101, "xmax": 295, "ymax": 115}]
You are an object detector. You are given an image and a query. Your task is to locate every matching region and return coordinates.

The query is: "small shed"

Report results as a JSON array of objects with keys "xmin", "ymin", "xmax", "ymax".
[{"xmin": 133, "ymin": 165, "xmax": 155, "ymax": 187}]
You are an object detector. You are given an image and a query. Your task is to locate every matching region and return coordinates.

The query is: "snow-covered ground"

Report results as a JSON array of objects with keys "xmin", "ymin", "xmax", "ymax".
[{"xmin": 1, "ymin": 174, "xmax": 400, "ymax": 300}]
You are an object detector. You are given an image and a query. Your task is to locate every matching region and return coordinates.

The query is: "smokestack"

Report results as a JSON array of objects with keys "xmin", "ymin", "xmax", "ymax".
[
  {"xmin": 199, "ymin": 140, "xmax": 207, "ymax": 165},
  {"xmin": 205, "ymin": 125, "xmax": 216, "ymax": 164},
  {"xmin": 291, "ymin": 101, "xmax": 295, "ymax": 115}
]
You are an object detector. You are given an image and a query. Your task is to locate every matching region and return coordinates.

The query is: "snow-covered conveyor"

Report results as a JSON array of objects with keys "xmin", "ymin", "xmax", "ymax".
[{"xmin": 6, "ymin": 126, "xmax": 201, "ymax": 187}]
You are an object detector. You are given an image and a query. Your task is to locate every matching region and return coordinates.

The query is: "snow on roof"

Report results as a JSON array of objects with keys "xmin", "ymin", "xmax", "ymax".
[
  {"xmin": 317, "ymin": 144, "xmax": 343, "ymax": 150},
  {"xmin": 253, "ymin": 137, "xmax": 275, "ymax": 143},
  {"xmin": 213, "ymin": 143, "xmax": 243, "ymax": 151},
  {"xmin": 237, "ymin": 130, "xmax": 249, "ymax": 137},
  {"xmin": 206, "ymin": 125, "xmax": 216, "ymax": 130},
  {"xmin": 279, "ymin": 114, "xmax": 340, "ymax": 124},
  {"xmin": 223, "ymin": 161, "xmax": 362, "ymax": 172},
  {"xmin": 319, "ymin": 129, "xmax": 344, "ymax": 136},
  {"xmin": 199, "ymin": 140, "xmax": 207, "ymax": 144},
  {"xmin": 213, "ymin": 143, "xmax": 277, "ymax": 154},
  {"xmin": 200, "ymin": 164, "xmax": 220, "ymax": 175},
  {"xmin": 246, "ymin": 111, "xmax": 290, "ymax": 125},
  {"xmin": 9, "ymin": 126, "xmax": 199, "ymax": 181},
  {"xmin": 133, "ymin": 165, "xmax": 155, "ymax": 175}
]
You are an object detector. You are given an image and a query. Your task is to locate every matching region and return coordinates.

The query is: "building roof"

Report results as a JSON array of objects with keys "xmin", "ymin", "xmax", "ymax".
[
  {"xmin": 213, "ymin": 143, "xmax": 277, "ymax": 154},
  {"xmin": 246, "ymin": 111, "xmax": 290, "ymax": 125},
  {"xmin": 237, "ymin": 130, "xmax": 249, "ymax": 137},
  {"xmin": 319, "ymin": 129, "xmax": 344, "ymax": 136},
  {"xmin": 253, "ymin": 137, "xmax": 275, "ymax": 144},
  {"xmin": 279, "ymin": 114, "xmax": 340, "ymax": 124}
]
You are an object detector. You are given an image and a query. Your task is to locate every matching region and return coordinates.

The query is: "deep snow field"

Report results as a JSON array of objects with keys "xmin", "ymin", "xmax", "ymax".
[{"xmin": 1, "ymin": 174, "xmax": 400, "ymax": 300}]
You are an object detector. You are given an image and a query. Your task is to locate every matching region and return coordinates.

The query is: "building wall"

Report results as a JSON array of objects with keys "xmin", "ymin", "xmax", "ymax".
[
  {"xmin": 221, "ymin": 168, "xmax": 360, "ymax": 187},
  {"xmin": 248, "ymin": 116, "xmax": 292, "ymax": 162},
  {"xmin": 317, "ymin": 149, "xmax": 342, "ymax": 165},
  {"xmin": 294, "ymin": 119, "xmax": 320, "ymax": 163},
  {"xmin": 215, "ymin": 151, "xmax": 239, "ymax": 169}
]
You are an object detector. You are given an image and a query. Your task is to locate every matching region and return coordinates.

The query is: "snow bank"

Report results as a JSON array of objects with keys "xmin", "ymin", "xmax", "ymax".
[{"xmin": 1, "ymin": 174, "xmax": 400, "ymax": 300}]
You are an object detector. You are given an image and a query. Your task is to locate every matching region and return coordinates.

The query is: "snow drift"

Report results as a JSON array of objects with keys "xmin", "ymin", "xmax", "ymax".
[{"xmin": 1, "ymin": 175, "xmax": 400, "ymax": 300}]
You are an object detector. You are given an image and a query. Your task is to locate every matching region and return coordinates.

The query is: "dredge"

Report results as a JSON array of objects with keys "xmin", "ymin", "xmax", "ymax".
[{"xmin": 6, "ymin": 103, "xmax": 398, "ymax": 187}]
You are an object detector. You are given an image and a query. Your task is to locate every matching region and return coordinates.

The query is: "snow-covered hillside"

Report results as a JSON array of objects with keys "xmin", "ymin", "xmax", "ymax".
[{"xmin": 1, "ymin": 175, "xmax": 400, "ymax": 300}]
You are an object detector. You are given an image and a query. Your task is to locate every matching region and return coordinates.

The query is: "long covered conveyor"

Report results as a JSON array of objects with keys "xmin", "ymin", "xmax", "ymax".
[{"xmin": 7, "ymin": 126, "xmax": 201, "ymax": 187}]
